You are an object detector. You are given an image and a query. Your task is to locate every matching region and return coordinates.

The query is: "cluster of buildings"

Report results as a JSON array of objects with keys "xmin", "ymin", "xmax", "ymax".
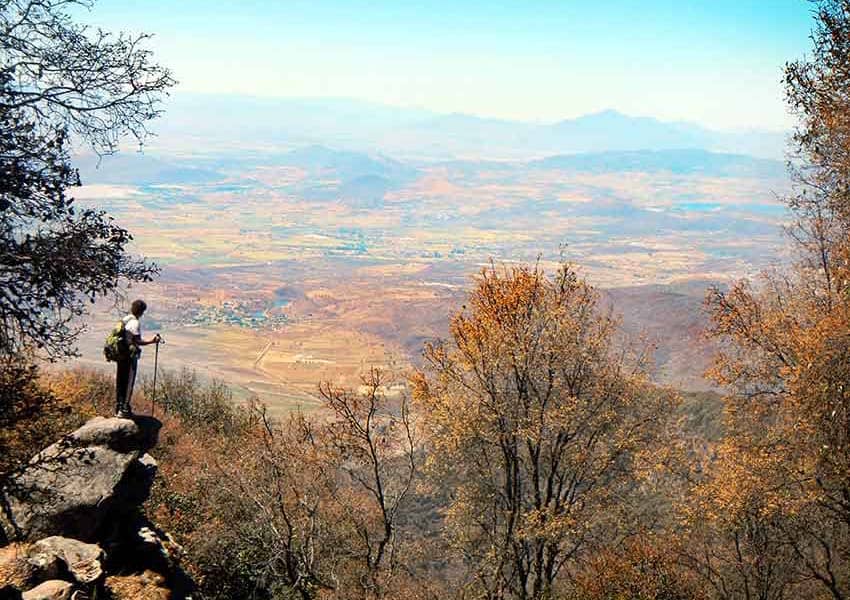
[{"xmin": 186, "ymin": 300, "xmax": 289, "ymax": 329}]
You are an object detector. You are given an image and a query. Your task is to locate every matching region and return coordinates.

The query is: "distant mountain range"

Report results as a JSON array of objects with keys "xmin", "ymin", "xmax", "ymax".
[
  {"xmin": 76, "ymin": 145, "xmax": 787, "ymax": 188},
  {"xmin": 282, "ymin": 145, "xmax": 415, "ymax": 181},
  {"xmin": 530, "ymin": 148, "xmax": 785, "ymax": 178},
  {"xmin": 149, "ymin": 94, "xmax": 789, "ymax": 160},
  {"xmin": 73, "ymin": 152, "xmax": 222, "ymax": 186}
]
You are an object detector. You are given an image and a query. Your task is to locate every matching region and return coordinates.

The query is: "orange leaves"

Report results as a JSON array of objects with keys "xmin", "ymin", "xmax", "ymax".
[
  {"xmin": 416, "ymin": 261, "xmax": 678, "ymax": 598},
  {"xmin": 698, "ymin": 186, "xmax": 850, "ymax": 596},
  {"xmin": 0, "ymin": 362, "xmax": 96, "ymax": 479},
  {"xmin": 44, "ymin": 367, "xmax": 113, "ymax": 419},
  {"xmin": 572, "ymin": 535, "xmax": 704, "ymax": 600},
  {"xmin": 704, "ymin": 261, "xmax": 850, "ymax": 517}
]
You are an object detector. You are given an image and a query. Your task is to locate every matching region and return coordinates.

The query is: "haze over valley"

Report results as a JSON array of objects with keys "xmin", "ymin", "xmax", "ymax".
[{"xmin": 71, "ymin": 102, "xmax": 791, "ymax": 406}]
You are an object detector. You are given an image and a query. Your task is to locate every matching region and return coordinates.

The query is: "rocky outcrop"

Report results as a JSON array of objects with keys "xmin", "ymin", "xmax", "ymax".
[
  {"xmin": 0, "ymin": 416, "xmax": 161, "ymax": 543},
  {"xmin": 27, "ymin": 537, "xmax": 103, "ymax": 585},
  {"xmin": 21, "ymin": 580, "xmax": 73, "ymax": 600},
  {"xmin": 0, "ymin": 416, "xmax": 192, "ymax": 599}
]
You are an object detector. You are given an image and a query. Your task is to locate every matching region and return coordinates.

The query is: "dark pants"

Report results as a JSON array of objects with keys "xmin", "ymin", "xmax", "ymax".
[{"xmin": 115, "ymin": 357, "xmax": 138, "ymax": 414}]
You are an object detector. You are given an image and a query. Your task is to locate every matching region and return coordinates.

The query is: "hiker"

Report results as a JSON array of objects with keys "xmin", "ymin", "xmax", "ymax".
[{"xmin": 115, "ymin": 299, "xmax": 161, "ymax": 418}]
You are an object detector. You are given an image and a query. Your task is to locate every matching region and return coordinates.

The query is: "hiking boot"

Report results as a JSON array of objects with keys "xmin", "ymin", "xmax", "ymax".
[{"xmin": 115, "ymin": 409, "xmax": 133, "ymax": 419}]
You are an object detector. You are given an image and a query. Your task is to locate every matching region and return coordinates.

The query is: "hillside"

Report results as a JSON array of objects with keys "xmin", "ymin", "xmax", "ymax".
[{"xmin": 607, "ymin": 281, "xmax": 719, "ymax": 391}]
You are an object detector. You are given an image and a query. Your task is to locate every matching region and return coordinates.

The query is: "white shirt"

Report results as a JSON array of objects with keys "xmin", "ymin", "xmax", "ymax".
[{"xmin": 123, "ymin": 314, "xmax": 142, "ymax": 355}]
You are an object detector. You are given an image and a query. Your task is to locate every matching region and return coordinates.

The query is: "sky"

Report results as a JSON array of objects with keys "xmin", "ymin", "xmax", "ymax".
[{"xmin": 79, "ymin": 0, "xmax": 816, "ymax": 131}]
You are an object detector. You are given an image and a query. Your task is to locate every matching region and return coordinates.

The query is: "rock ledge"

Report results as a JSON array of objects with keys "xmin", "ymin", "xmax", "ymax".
[{"xmin": 0, "ymin": 415, "xmax": 190, "ymax": 599}]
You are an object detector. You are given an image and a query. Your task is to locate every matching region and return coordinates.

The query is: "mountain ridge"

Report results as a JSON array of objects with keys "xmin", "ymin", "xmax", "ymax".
[
  {"xmin": 152, "ymin": 94, "xmax": 788, "ymax": 160},
  {"xmin": 76, "ymin": 145, "xmax": 787, "ymax": 186}
]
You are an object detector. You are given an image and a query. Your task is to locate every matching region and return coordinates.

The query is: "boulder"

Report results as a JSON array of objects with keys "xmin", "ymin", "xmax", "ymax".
[
  {"xmin": 99, "ymin": 516, "xmax": 183, "ymax": 583},
  {"xmin": 69, "ymin": 416, "xmax": 160, "ymax": 454},
  {"xmin": 26, "ymin": 537, "xmax": 103, "ymax": 585},
  {"xmin": 0, "ymin": 417, "xmax": 162, "ymax": 542},
  {"xmin": 21, "ymin": 580, "xmax": 72, "ymax": 600},
  {"xmin": 68, "ymin": 418, "xmax": 140, "ymax": 451}
]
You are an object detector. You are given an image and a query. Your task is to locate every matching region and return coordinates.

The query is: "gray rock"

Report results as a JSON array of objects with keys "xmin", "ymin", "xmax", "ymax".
[
  {"xmin": 115, "ymin": 454, "xmax": 158, "ymax": 507},
  {"xmin": 0, "ymin": 417, "xmax": 162, "ymax": 542},
  {"xmin": 67, "ymin": 418, "xmax": 140, "ymax": 451},
  {"xmin": 137, "ymin": 453, "xmax": 158, "ymax": 476},
  {"xmin": 0, "ymin": 446, "xmax": 138, "ymax": 542},
  {"xmin": 69, "ymin": 416, "xmax": 161, "ymax": 454},
  {"xmin": 27, "ymin": 537, "xmax": 103, "ymax": 585},
  {"xmin": 21, "ymin": 580, "xmax": 73, "ymax": 600}
]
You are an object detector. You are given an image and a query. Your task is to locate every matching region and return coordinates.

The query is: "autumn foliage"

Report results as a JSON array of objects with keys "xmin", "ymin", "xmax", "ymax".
[
  {"xmin": 688, "ymin": 2, "xmax": 850, "ymax": 598},
  {"xmin": 413, "ymin": 263, "xmax": 679, "ymax": 599}
]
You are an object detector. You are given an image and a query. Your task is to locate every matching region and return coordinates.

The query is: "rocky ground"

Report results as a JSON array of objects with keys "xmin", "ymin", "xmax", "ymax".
[{"xmin": 0, "ymin": 416, "xmax": 193, "ymax": 599}]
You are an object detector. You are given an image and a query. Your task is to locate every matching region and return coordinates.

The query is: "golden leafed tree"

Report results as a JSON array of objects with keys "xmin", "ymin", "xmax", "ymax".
[
  {"xmin": 413, "ymin": 262, "xmax": 678, "ymax": 600},
  {"xmin": 694, "ymin": 2, "xmax": 850, "ymax": 598}
]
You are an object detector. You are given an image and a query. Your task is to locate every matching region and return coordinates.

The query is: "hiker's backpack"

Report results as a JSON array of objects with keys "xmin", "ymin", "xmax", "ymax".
[{"xmin": 103, "ymin": 320, "xmax": 129, "ymax": 362}]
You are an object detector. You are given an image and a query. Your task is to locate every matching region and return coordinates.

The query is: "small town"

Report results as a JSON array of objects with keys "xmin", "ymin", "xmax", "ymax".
[{"xmin": 186, "ymin": 300, "xmax": 290, "ymax": 330}]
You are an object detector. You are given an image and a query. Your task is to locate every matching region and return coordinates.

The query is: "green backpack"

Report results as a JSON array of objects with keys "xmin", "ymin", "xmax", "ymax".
[{"xmin": 103, "ymin": 320, "xmax": 130, "ymax": 362}]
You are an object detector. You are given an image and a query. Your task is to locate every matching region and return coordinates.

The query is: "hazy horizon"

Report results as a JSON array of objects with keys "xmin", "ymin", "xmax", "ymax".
[
  {"xmin": 160, "ymin": 92, "xmax": 792, "ymax": 134},
  {"xmin": 77, "ymin": 0, "xmax": 815, "ymax": 132}
]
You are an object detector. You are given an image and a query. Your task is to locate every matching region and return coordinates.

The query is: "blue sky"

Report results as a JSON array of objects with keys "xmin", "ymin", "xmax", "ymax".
[{"xmin": 80, "ymin": 0, "xmax": 815, "ymax": 131}]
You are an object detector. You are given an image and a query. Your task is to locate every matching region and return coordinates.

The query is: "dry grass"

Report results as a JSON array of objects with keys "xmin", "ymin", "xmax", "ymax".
[
  {"xmin": 105, "ymin": 570, "xmax": 171, "ymax": 600},
  {"xmin": 0, "ymin": 543, "xmax": 33, "ymax": 589}
]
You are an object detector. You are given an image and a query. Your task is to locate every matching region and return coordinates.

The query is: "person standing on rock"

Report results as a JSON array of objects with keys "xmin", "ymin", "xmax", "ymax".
[{"xmin": 116, "ymin": 299, "xmax": 161, "ymax": 418}]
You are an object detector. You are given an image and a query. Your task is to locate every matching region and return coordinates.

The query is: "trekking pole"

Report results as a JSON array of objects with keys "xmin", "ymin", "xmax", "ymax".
[{"xmin": 152, "ymin": 338, "xmax": 160, "ymax": 418}]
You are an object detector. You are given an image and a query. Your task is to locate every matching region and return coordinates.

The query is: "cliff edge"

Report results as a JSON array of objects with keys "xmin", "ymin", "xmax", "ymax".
[{"xmin": 0, "ymin": 416, "xmax": 192, "ymax": 599}]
